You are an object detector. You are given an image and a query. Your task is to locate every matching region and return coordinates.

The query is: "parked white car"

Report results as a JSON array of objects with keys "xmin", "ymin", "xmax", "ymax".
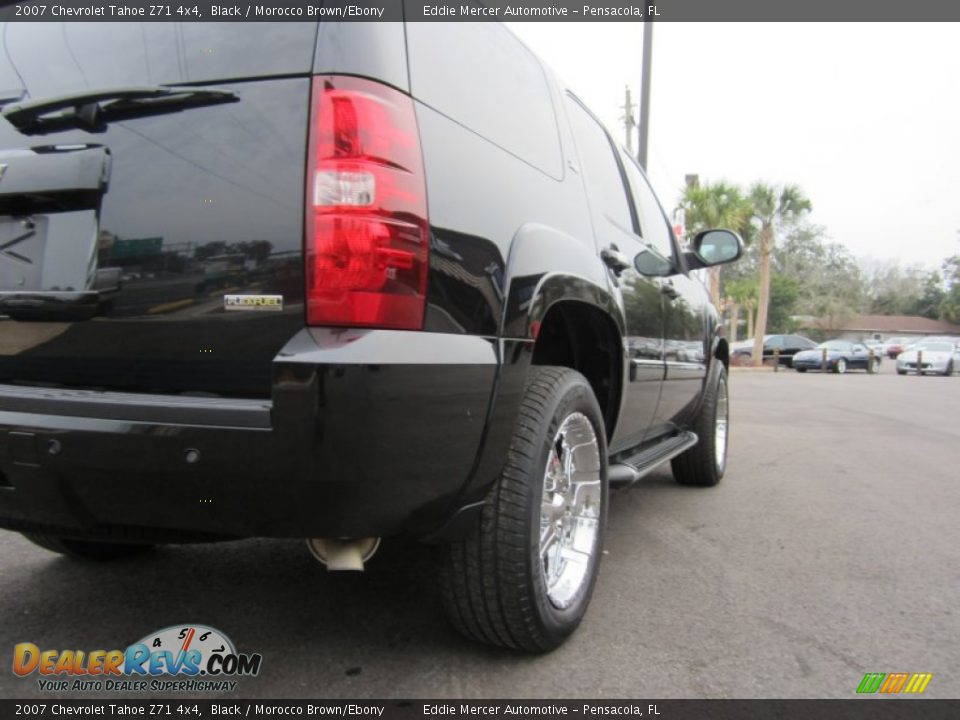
[
  {"xmin": 862, "ymin": 339, "xmax": 885, "ymax": 357},
  {"xmin": 895, "ymin": 341, "xmax": 960, "ymax": 376}
]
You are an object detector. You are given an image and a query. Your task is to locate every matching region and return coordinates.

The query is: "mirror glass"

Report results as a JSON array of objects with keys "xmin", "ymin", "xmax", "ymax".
[
  {"xmin": 634, "ymin": 248, "xmax": 673, "ymax": 277},
  {"xmin": 696, "ymin": 230, "xmax": 741, "ymax": 265}
]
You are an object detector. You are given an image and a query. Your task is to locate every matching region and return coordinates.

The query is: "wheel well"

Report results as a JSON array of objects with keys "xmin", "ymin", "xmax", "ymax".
[{"xmin": 530, "ymin": 302, "xmax": 622, "ymax": 439}]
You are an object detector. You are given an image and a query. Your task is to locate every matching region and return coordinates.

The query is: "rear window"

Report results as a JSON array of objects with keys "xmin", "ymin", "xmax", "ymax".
[
  {"xmin": 565, "ymin": 97, "xmax": 633, "ymax": 232},
  {"xmin": 0, "ymin": 22, "xmax": 317, "ymax": 98},
  {"xmin": 406, "ymin": 22, "xmax": 562, "ymax": 179},
  {"xmin": 619, "ymin": 149, "xmax": 673, "ymax": 259}
]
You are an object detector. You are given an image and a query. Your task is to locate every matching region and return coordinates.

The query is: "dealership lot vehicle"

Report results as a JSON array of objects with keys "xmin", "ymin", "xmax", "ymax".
[
  {"xmin": 895, "ymin": 341, "xmax": 959, "ymax": 375},
  {"xmin": 917, "ymin": 334, "xmax": 960, "ymax": 347},
  {"xmin": 0, "ymin": 22, "xmax": 741, "ymax": 651},
  {"xmin": 730, "ymin": 334, "xmax": 817, "ymax": 367},
  {"xmin": 862, "ymin": 338, "xmax": 884, "ymax": 357},
  {"xmin": 882, "ymin": 336, "xmax": 910, "ymax": 358},
  {"xmin": 791, "ymin": 340, "xmax": 881, "ymax": 374}
]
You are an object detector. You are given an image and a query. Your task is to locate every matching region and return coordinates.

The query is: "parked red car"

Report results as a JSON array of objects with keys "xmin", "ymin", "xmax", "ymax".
[{"xmin": 882, "ymin": 337, "xmax": 911, "ymax": 358}]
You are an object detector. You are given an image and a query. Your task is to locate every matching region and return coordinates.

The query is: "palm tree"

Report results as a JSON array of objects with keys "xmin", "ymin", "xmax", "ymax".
[
  {"xmin": 679, "ymin": 181, "xmax": 752, "ymax": 308},
  {"xmin": 724, "ymin": 277, "xmax": 758, "ymax": 342},
  {"xmin": 748, "ymin": 183, "xmax": 812, "ymax": 366}
]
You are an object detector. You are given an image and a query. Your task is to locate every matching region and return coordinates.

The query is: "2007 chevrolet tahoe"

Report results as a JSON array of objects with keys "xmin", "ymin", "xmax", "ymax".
[{"xmin": 0, "ymin": 21, "xmax": 741, "ymax": 651}]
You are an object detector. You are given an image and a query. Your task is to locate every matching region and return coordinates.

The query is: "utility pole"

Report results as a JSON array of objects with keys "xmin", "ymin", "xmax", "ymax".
[
  {"xmin": 638, "ymin": 20, "xmax": 653, "ymax": 170},
  {"xmin": 621, "ymin": 85, "xmax": 636, "ymax": 152}
]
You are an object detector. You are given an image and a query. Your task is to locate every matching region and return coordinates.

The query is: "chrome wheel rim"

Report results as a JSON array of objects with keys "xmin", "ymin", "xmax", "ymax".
[
  {"xmin": 715, "ymin": 375, "xmax": 729, "ymax": 471},
  {"xmin": 539, "ymin": 412, "xmax": 602, "ymax": 610}
]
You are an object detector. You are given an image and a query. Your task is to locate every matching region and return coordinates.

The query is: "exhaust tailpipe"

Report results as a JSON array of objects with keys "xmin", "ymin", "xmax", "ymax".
[{"xmin": 306, "ymin": 537, "xmax": 380, "ymax": 572}]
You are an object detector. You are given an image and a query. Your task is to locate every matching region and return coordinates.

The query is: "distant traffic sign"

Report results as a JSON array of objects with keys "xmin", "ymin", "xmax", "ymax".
[{"xmin": 111, "ymin": 237, "xmax": 163, "ymax": 258}]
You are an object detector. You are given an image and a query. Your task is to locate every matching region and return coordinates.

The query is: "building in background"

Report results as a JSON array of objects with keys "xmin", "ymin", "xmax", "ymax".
[{"xmin": 801, "ymin": 314, "xmax": 960, "ymax": 342}]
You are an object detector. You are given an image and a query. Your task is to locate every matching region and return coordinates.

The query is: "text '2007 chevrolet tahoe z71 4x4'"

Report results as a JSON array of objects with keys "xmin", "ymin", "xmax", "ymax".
[{"xmin": 0, "ymin": 21, "xmax": 742, "ymax": 652}]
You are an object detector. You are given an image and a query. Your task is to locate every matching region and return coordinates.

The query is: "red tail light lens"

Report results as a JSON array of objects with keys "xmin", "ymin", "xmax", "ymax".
[{"xmin": 305, "ymin": 76, "xmax": 429, "ymax": 329}]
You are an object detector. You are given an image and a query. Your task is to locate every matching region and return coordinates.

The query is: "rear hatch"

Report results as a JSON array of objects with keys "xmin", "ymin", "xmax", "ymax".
[{"xmin": 0, "ymin": 22, "xmax": 317, "ymax": 398}]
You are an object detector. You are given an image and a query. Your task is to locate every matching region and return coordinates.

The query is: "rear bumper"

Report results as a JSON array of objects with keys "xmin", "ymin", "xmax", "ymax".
[{"xmin": 0, "ymin": 329, "xmax": 500, "ymax": 541}]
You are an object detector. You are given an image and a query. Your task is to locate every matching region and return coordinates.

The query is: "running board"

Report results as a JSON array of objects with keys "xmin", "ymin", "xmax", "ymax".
[{"xmin": 608, "ymin": 431, "xmax": 699, "ymax": 488}]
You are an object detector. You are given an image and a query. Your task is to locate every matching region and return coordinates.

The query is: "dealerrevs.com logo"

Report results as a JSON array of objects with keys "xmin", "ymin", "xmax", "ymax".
[{"xmin": 13, "ymin": 624, "xmax": 262, "ymax": 693}]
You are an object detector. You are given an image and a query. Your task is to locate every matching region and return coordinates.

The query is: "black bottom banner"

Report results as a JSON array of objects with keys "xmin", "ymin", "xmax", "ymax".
[{"xmin": 3, "ymin": 700, "xmax": 957, "ymax": 720}]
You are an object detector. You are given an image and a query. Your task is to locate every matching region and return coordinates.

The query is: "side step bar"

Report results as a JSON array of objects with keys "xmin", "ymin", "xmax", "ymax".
[{"xmin": 608, "ymin": 431, "xmax": 699, "ymax": 488}]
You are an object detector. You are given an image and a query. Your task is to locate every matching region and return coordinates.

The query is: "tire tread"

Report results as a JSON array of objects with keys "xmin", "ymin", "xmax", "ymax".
[
  {"xmin": 440, "ymin": 367, "xmax": 605, "ymax": 652},
  {"xmin": 671, "ymin": 361, "xmax": 726, "ymax": 487}
]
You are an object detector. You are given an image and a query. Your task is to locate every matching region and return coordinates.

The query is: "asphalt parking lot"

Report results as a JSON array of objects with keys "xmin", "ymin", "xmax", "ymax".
[{"xmin": 1, "ymin": 359, "xmax": 958, "ymax": 700}]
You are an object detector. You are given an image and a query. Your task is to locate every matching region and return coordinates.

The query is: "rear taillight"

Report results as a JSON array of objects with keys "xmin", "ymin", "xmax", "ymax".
[{"xmin": 305, "ymin": 76, "xmax": 429, "ymax": 329}]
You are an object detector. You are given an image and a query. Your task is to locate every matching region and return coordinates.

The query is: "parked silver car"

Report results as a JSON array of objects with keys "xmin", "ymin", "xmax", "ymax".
[{"xmin": 895, "ymin": 341, "xmax": 960, "ymax": 376}]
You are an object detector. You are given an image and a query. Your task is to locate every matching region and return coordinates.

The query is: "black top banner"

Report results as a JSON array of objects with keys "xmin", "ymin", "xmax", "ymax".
[{"xmin": 1, "ymin": 0, "xmax": 960, "ymax": 22}]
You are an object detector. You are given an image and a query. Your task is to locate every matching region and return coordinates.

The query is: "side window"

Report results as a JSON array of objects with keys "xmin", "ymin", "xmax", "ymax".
[
  {"xmin": 406, "ymin": 22, "xmax": 562, "ymax": 178},
  {"xmin": 766, "ymin": 336, "xmax": 785, "ymax": 349},
  {"xmin": 619, "ymin": 151, "xmax": 674, "ymax": 260},
  {"xmin": 564, "ymin": 96, "xmax": 633, "ymax": 232}
]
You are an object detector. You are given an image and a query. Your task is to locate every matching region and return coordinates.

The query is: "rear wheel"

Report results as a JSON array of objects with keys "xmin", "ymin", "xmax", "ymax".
[
  {"xmin": 440, "ymin": 367, "xmax": 607, "ymax": 652},
  {"xmin": 672, "ymin": 361, "xmax": 728, "ymax": 487},
  {"xmin": 22, "ymin": 533, "xmax": 153, "ymax": 561},
  {"xmin": 833, "ymin": 358, "xmax": 847, "ymax": 374},
  {"xmin": 795, "ymin": 367, "xmax": 807, "ymax": 373},
  {"xmin": 944, "ymin": 361, "xmax": 954, "ymax": 377}
]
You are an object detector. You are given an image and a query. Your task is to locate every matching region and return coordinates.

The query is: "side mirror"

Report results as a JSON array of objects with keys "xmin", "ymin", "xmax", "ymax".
[
  {"xmin": 685, "ymin": 229, "xmax": 744, "ymax": 271},
  {"xmin": 634, "ymin": 247, "xmax": 674, "ymax": 277}
]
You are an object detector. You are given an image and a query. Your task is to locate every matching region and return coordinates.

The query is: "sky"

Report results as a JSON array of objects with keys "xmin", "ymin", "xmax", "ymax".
[{"xmin": 507, "ymin": 22, "xmax": 960, "ymax": 270}]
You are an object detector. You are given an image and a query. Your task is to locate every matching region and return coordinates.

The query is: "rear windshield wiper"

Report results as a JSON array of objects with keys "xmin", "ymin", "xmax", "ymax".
[{"xmin": 1, "ymin": 86, "xmax": 238, "ymax": 135}]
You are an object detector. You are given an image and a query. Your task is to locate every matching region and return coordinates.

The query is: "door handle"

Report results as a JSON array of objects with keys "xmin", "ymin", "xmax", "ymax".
[
  {"xmin": 660, "ymin": 279, "xmax": 680, "ymax": 300},
  {"xmin": 601, "ymin": 246, "xmax": 631, "ymax": 276}
]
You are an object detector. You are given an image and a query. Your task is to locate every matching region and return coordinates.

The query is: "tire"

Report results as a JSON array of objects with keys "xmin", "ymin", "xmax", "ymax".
[
  {"xmin": 21, "ymin": 533, "xmax": 153, "ymax": 561},
  {"xmin": 896, "ymin": 368, "xmax": 907, "ymax": 376},
  {"xmin": 867, "ymin": 357, "xmax": 880, "ymax": 374},
  {"xmin": 833, "ymin": 358, "xmax": 847, "ymax": 374},
  {"xmin": 671, "ymin": 361, "xmax": 728, "ymax": 487},
  {"xmin": 795, "ymin": 367, "xmax": 807, "ymax": 373},
  {"xmin": 440, "ymin": 367, "xmax": 608, "ymax": 652},
  {"xmin": 944, "ymin": 361, "xmax": 953, "ymax": 377}
]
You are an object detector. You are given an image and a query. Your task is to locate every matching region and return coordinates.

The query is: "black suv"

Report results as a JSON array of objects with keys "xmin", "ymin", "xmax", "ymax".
[{"xmin": 0, "ymin": 22, "xmax": 741, "ymax": 652}]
